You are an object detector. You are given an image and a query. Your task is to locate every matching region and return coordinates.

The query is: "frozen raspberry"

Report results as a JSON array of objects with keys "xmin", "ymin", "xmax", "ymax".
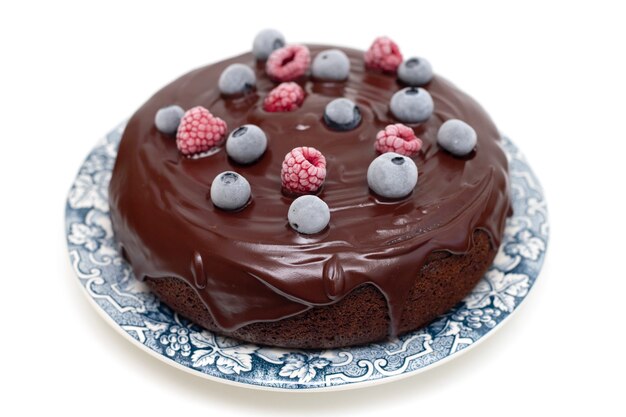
[
  {"xmin": 281, "ymin": 146, "xmax": 327, "ymax": 194},
  {"xmin": 364, "ymin": 36, "xmax": 403, "ymax": 73},
  {"xmin": 266, "ymin": 44, "xmax": 311, "ymax": 82},
  {"xmin": 375, "ymin": 124, "xmax": 423, "ymax": 156},
  {"xmin": 263, "ymin": 82, "xmax": 305, "ymax": 112},
  {"xmin": 176, "ymin": 106, "xmax": 227, "ymax": 156}
]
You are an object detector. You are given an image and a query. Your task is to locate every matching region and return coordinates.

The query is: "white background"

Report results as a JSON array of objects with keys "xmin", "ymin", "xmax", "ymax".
[{"xmin": 1, "ymin": 0, "xmax": 625, "ymax": 415}]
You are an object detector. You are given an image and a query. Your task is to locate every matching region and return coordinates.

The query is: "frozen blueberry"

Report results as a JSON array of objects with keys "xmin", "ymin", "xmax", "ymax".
[
  {"xmin": 218, "ymin": 64, "xmax": 256, "ymax": 96},
  {"xmin": 323, "ymin": 98, "xmax": 361, "ymax": 131},
  {"xmin": 288, "ymin": 195, "xmax": 330, "ymax": 234},
  {"xmin": 390, "ymin": 87, "xmax": 434, "ymax": 123},
  {"xmin": 225, "ymin": 124, "xmax": 268, "ymax": 164},
  {"xmin": 210, "ymin": 171, "xmax": 251, "ymax": 211},
  {"xmin": 437, "ymin": 119, "xmax": 477, "ymax": 156},
  {"xmin": 155, "ymin": 105, "xmax": 184, "ymax": 135},
  {"xmin": 311, "ymin": 49, "xmax": 350, "ymax": 81},
  {"xmin": 252, "ymin": 29, "xmax": 286, "ymax": 60},
  {"xmin": 367, "ymin": 152, "xmax": 418, "ymax": 199},
  {"xmin": 398, "ymin": 57, "xmax": 433, "ymax": 86}
]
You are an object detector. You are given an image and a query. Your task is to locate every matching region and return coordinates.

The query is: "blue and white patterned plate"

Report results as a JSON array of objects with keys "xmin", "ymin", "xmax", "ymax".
[{"xmin": 66, "ymin": 124, "xmax": 548, "ymax": 391}]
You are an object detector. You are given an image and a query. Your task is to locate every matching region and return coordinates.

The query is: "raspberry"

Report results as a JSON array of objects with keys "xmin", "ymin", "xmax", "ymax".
[
  {"xmin": 263, "ymin": 82, "xmax": 305, "ymax": 112},
  {"xmin": 375, "ymin": 124, "xmax": 423, "ymax": 156},
  {"xmin": 266, "ymin": 44, "xmax": 311, "ymax": 82},
  {"xmin": 364, "ymin": 36, "xmax": 403, "ymax": 73},
  {"xmin": 176, "ymin": 106, "xmax": 227, "ymax": 156},
  {"xmin": 281, "ymin": 147, "xmax": 327, "ymax": 194}
]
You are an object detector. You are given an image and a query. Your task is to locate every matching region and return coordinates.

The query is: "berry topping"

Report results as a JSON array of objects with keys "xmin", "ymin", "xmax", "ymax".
[
  {"xmin": 263, "ymin": 82, "xmax": 305, "ymax": 112},
  {"xmin": 210, "ymin": 171, "xmax": 251, "ymax": 211},
  {"xmin": 364, "ymin": 36, "xmax": 403, "ymax": 73},
  {"xmin": 437, "ymin": 119, "xmax": 477, "ymax": 156},
  {"xmin": 398, "ymin": 57, "xmax": 433, "ymax": 86},
  {"xmin": 288, "ymin": 195, "xmax": 331, "ymax": 235},
  {"xmin": 225, "ymin": 124, "xmax": 268, "ymax": 164},
  {"xmin": 367, "ymin": 152, "xmax": 418, "ymax": 199},
  {"xmin": 176, "ymin": 106, "xmax": 227, "ymax": 156},
  {"xmin": 281, "ymin": 146, "xmax": 327, "ymax": 194},
  {"xmin": 375, "ymin": 124, "xmax": 423, "ymax": 156},
  {"xmin": 252, "ymin": 29, "xmax": 286, "ymax": 60},
  {"xmin": 311, "ymin": 49, "xmax": 350, "ymax": 81},
  {"xmin": 155, "ymin": 105, "xmax": 184, "ymax": 135},
  {"xmin": 323, "ymin": 98, "xmax": 361, "ymax": 131},
  {"xmin": 218, "ymin": 63, "xmax": 256, "ymax": 96},
  {"xmin": 266, "ymin": 44, "xmax": 311, "ymax": 82},
  {"xmin": 390, "ymin": 87, "xmax": 434, "ymax": 123}
]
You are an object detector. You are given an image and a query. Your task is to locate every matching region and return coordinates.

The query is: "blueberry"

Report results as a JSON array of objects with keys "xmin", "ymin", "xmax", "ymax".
[
  {"xmin": 437, "ymin": 119, "xmax": 477, "ymax": 156},
  {"xmin": 154, "ymin": 105, "xmax": 184, "ymax": 135},
  {"xmin": 398, "ymin": 57, "xmax": 433, "ymax": 86},
  {"xmin": 323, "ymin": 98, "xmax": 361, "ymax": 131},
  {"xmin": 367, "ymin": 152, "xmax": 418, "ymax": 199},
  {"xmin": 252, "ymin": 29, "xmax": 286, "ymax": 60},
  {"xmin": 311, "ymin": 49, "xmax": 350, "ymax": 81},
  {"xmin": 288, "ymin": 195, "xmax": 330, "ymax": 234},
  {"xmin": 218, "ymin": 64, "xmax": 256, "ymax": 96},
  {"xmin": 225, "ymin": 124, "xmax": 267, "ymax": 164},
  {"xmin": 210, "ymin": 171, "xmax": 251, "ymax": 211},
  {"xmin": 390, "ymin": 87, "xmax": 434, "ymax": 123}
]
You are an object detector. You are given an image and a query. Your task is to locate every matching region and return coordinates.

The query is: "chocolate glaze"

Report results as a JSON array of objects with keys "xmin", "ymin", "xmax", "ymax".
[{"xmin": 109, "ymin": 45, "xmax": 511, "ymax": 337}]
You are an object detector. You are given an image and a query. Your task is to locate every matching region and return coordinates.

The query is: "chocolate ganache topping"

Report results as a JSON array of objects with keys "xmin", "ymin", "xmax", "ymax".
[{"xmin": 109, "ymin": 45, "xmax": 511, "ymax": 336}]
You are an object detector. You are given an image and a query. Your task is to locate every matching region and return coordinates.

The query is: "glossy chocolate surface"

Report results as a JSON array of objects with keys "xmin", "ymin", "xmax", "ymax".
[{"xmin": 109, "ymin": 45, "xmax": 511, "ymax": 335}]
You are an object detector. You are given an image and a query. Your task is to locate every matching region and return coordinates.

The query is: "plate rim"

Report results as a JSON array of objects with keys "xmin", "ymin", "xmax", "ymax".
[{"xmin": 71, "ymin": 263, "xmax": 538, "ymax": 392}]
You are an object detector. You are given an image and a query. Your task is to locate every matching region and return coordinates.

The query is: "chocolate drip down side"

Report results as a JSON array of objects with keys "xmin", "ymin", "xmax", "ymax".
[{"xmin": 108, "ymin": 45, "xmax": 511, "ymax": 336}]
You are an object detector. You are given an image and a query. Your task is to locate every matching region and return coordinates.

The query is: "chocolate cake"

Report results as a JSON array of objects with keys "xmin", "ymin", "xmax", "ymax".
[{"xmin": 109, "ymin": 33, "xmax": 511, "ymax": 349}]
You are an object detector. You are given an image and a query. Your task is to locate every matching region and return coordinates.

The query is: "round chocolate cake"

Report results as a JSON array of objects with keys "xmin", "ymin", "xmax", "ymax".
[{"xmin": 109, "ymin": 34, "xmax": 511, "ymax": 349}]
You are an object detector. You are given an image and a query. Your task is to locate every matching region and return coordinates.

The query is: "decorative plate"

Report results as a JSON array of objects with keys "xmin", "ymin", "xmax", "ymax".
[{"xmin": 66, "ymin": 124, "xmax": 548, "ymax": 391}]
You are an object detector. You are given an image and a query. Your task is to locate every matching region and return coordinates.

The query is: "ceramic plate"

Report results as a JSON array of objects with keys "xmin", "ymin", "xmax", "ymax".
[{"xmin": 66, "ymin": 124, "xmax": 548, "ymax": 391}]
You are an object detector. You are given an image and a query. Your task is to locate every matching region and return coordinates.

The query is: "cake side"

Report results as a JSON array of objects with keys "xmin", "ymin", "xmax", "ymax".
[
  {"xmin": 108, "ymin": 44, "xmax": 511, "ymax": 346},
  {"xmin": 146, "ymin": 230, "xmax": 495, "ymax": 348}
]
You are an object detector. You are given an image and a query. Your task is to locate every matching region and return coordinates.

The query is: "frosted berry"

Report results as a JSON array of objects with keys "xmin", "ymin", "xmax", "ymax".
[
  {"xmin": 155, "ymin": 105, "xmax": 184, "ymax": 135},
  {"xmin": 281, "ymin": 146, "xmax": 327, "ymax": 194},
  {"xmin": 210, "ymin": 171, "xmax": 251, "ymax": 211},
  {"xmin": 367, "ymin": 152, "xmax": 418, "ymax": 199},
  {"xmin": 390, "ymin": 87, "xmax": 434, "ymax": 123},
  {"xmin": 225, "ymin": 124, "xmax": 268, "ymax": 164},
  {"xmin": 364, "ymin": 36, "xmax": 403, "ymax": 73},
  {"xmin": 252, "ymin": 29, "xmax": 286, "ymax": 60},
  {"xmin": 218, "ymin": 63, "xmax": 256, "ymax": 96},
  {"xmin": 176, "ymin": 106, "xmax": 227, "ymax": 156},
  {"xmin": 288, "ymin": 195, "xmax": 330, "ymax": 235},
  {"xmin": 398, "ymin": 57, "xmax": 433, "ymax": 86},
  {"xmin": 375, "ymin": 123, "xmax": 423, "ymax": 156},
  {"xmin": 263, "ymin": 82, "xmax": 305, "ymax": 112},
  {"xmin": 323, "ymin": 98, "xmax": 361, "ymax": 131},
  {"xmin": 311, "ymin": 49, "xmax": 350, "ymax": 81},
  {"xmin": 437, "ymin": 119, "xmax": 477, "ymax": 156},
  {"xmin": 266, "ymin": 44, "xmax": 311, "ymax": 82}
]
